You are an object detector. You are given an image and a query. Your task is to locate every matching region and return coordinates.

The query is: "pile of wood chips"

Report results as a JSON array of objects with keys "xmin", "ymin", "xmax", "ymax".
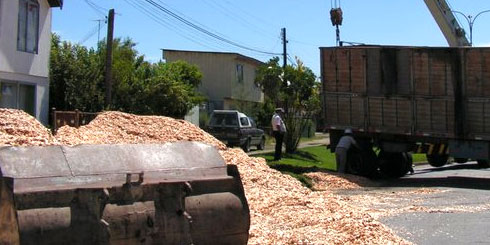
[
  {"xmin": 0, "ymin": 109, "xmax": 55, "ymax": 146},
  {"xmin": 55, "ymin": 111, "xmax": 227, "ymax": 150},
  {"xmin": 0, "ymin": 110, "xmax": 409, "ymax": 244},
  {"xmin": 222, "ymin": 149, "xmax": 408, "ymax": 244}
]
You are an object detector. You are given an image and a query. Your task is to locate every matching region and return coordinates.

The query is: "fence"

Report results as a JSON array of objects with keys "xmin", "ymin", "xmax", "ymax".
[{"xmin": 51, "ymin": 108, "xmax": 98, "ymax": 133}]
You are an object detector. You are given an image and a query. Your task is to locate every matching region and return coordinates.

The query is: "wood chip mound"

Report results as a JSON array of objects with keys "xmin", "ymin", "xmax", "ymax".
[
  {"xmin": 0, "ymin": 109, "xmax": 55, "ymax": 146},
  {"xmin": 55, "ymin": 111, "xmax": 226, "ymax": 150},
  {"xmin": 305, "ymin": 172, "xmax": 362, "ymax": 190},
  {"xmin": 221, "ymin": 148, "xmax": 408, "ymax": 244},
  {"xmin": 1, "ymin": 110, "xmax": 409, "ymax": 244}
]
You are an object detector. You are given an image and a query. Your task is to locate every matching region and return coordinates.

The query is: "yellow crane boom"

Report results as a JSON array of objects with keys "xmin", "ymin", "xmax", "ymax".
[{"xmin": 424, "ymin": 0, "xmax": 470, "ymax": 47}]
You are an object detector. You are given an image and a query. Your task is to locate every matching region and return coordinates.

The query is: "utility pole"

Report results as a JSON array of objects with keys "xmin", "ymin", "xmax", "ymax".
[
  {"xmin": 104, "ymin": 9, "xmax": 115, "ymax": 107},
  {"xmin": 281, "ymin": 28, "xmax": 288, "ymax": 69},
  {"xmin": 93, "ymin": 19, "xmax": 105, "ymax": 44}
]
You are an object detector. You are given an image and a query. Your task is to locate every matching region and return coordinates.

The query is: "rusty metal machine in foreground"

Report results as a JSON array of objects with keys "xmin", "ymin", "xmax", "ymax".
[{"xmin": 0, "ymin": 142, "xmax": 250, "ymax": 244}]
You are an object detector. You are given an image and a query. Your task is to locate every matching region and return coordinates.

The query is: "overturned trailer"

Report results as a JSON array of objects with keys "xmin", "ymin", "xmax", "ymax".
[
  {"xmin": 321, "ymin": 46, "xmax": 490, "ymax": 177},
  {"xmin": 0, "ymin": 142, "xmax": 250, "ymax": 244}
]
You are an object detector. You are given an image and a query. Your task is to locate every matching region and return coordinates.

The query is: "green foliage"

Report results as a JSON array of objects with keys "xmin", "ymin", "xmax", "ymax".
[
  {"xmin": 49, "ymin": 34, "xmax": 104, "ymax": 111},
  {"xmin": 255, "ymin": 57, "xmax": 321, "ymax": 153},
  {"xmin": 49, "ymin": 34, "xmax": 205, "ymax": 118},
  {"xmin": 250, "ymin": 97, "xmax": 275, "ymax": 129},
  {"xmin": 134, "ymin": 62, "xmax": 205, "ymax": 118},
  {"xmin": 255, "ymin": 145, "xmax": 336, "ymax": 189},
  {"xmin": 257, "ymin": 145, "xmax": 336, "ymax": 170},
  {"xmin": 199, "ymin": 109, "xmax": 210, "ymax": 128}
]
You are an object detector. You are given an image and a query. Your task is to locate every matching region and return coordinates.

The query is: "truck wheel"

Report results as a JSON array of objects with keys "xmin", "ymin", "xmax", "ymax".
[
  {"xmin": 257, "ymin": 137, "xmax": 265, "ymax": 150},
  {"xmin": 346, "ymin": 148, "xmax": 378, "ymax": 177},
  {"xmin": 346, "ymin": 149, "xmax": 363, "ymax": 175},
  {"xmin": 379, "ymin": 151, "xmax": 410, "ymax": 178},
  {"xmin": 477, "ymin": 159, "xmax": 490, "ymax": 168},
  {"xmin": 427, "ymin": 154, "xmax": 448, "ymax": 167},
  {"xmin": 242, "ymin": 139, "xmax": 251, "ymax": 152}
]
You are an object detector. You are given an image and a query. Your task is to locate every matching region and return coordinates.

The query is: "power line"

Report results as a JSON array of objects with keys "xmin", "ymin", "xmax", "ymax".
[
  {"xmin": 142, "ymin": 0, "xmax": 281, "ymax": 56},
  {"xmin": 220, "ymin": 0, "xmax": 281, "ymax": 30},
  {"xmin": 79, "ymin": 23, "xmax": 100, "ymax": 44},
  {"xmin": 83, "ymin": 0, "xmax": 107, "ymax": 17},
  {"xmin": 200, "ymin": 0, "xmax": 278, "ymax": 40},
  {"xmin": 289, "ymin": 38, "xmax": 321, "ymax": 47},
  {"xmin": 124, "ymin": 0, "xmax": 225, "ymax": 52},
  {"xmin": 287, "ymin": 54, "xmax": 297, "ymax": 67}
]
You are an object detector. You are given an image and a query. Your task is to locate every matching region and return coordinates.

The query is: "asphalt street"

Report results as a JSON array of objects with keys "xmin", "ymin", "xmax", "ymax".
[{"xmin": 339, "ymin": 162, "xmax": 490, "ymax": 244}]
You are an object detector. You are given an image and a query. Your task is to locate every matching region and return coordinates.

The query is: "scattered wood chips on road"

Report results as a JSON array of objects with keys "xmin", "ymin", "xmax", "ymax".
[{"xmin": 0, "ymin": 110, "xmax": 410, "ymax": 244}]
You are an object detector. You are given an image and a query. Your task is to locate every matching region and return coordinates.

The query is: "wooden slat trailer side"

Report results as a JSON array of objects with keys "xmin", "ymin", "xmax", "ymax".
[{"xmin": 320, "ymin": 46, "xmax": 490, "ymax": 177}]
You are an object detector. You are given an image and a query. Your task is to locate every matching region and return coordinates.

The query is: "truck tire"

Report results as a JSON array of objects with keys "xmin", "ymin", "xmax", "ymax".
[
  {"xmin": 257, "ymin": 137, "xmax": 265, "ymax": 150},
  {"xmin": 427, "ymin": 154, "xmax": 448, "ymax": 167},
  {"xmin": 477, "ymin": 159, "xmax": 490, "ymax": 168},
  {"xmin": 454, "ymin": 158, "xmax": 468, "ymax": 164},
  {"xmin": 346, "ymin": 148, "xmax": 378, "ymax": 177},
  {"xmin": 346, "ymin": 149, "xmax": 363, "ymax": 175},
  {"xmin": 242, "ymin": 138, "xmax": 251, "ymax": 152},
  {"xmin": 379, "ymin": 151, "xmax": 410, "ymax": 178}
]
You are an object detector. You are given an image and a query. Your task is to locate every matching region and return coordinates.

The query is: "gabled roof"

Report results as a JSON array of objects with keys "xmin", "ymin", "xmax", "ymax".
[{"xmin": 48, "ymin": 0, "xmax": 63, "ymax": 8}]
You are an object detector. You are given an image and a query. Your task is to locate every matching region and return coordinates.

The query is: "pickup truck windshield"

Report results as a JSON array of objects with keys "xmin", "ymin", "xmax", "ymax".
[{"xmin": 210, "ymin": 113, "xmax": 238, "ymax": 126}]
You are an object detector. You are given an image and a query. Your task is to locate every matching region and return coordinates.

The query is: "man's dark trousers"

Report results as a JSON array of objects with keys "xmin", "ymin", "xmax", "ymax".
[{"xmin": 273, "ymin": 131, "xmax": 284, "ymax": 160}]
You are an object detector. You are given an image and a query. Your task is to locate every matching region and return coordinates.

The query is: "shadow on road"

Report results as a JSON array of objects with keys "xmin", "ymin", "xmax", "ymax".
[{"xmin": 353, "ymin": 163, "xmax": 490, "ymax": 191}]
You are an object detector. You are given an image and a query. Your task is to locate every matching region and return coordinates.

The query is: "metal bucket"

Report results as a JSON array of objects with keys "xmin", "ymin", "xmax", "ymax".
[{"xmin": 0, "ymin": 142, "xmax": 250, "ymax": 244}]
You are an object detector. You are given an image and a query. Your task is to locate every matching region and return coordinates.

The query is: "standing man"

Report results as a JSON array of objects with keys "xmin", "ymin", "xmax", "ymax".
[
  {"xmin": 335, "ymin": 128, "xmax": 358, "ymax": 173},
  {"xmin": 271, "ymin": 108, "xmax": 287, "ymax": 160}
]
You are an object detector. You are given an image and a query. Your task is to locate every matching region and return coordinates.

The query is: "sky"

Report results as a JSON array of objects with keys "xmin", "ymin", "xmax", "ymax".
[{"xmin": 52, "ymin": 0, "xmax": 490, "ymax": 76}]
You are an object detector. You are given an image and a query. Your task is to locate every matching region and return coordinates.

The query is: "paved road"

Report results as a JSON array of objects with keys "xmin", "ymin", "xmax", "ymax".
[{"xmin": 337, "ymin": 162, "xmax": 490, "ymax": 244}]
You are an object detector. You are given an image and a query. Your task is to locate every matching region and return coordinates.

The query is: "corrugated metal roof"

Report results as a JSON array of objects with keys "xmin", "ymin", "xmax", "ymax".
[{"xmin": 162, "ymin": 49, "xmax": 264, "ymax": 66}]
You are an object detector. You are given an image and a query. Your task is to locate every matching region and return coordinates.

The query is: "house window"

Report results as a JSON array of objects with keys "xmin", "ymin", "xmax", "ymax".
[
  {"xmin": 0, "ymin": 81, "xmax": 36, "ymax": 116},
  {"xmin": 236, "ymin": 64, "xmax": 244, "ymax": 83},
  {"xmin": 18, "ymin": 0, "xmax": 39, "ymax": 53}
]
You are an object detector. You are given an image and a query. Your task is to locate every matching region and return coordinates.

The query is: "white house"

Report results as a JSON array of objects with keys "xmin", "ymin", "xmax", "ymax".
[{"xmin": 0, "ymin": 0, "xmax": 62, "ymax": 124}]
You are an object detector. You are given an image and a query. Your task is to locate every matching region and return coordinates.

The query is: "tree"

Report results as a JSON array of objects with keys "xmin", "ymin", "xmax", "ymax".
[
  {"xmin": 255, "ymin": 57, "xmax": 320, "ymax": 153},
  {"xmin": 49, "ymin": 34, "xmax": 104, "ymax": 112},
  {"xmin": 49, "ymin": 34, "xmax": 205, "ymax": 118},
  {"xmin": 135, "ymin": 61, "xmax": 205, "ymax": 118}
]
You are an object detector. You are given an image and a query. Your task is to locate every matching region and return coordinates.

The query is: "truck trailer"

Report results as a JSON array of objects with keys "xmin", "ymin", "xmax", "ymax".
[{"xmin": 321, "ymin": 45, "xmax": 490, "ymax": 177}]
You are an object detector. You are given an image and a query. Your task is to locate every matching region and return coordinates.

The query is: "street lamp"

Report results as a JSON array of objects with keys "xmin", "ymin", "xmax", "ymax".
[{"xmin": 451, "ymin": 9, "xmax": 490, "ymax": 46}]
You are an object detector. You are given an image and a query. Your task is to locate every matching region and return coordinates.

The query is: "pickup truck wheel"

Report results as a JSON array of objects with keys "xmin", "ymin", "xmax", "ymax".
[
  {"xmin": 454, "ymin": 158, "xmax": 468, "ymax": 164},
  {"xmin": 257, "ymin": 137, "xmax": 265, "ymax": 150},
  {"xmin": 427, "ymin": 154, "xmax": 448, "ymax": 167},
  {"xmin": 242, "ymin": 139, "xmax": 251, "ymax": 152},
  {"xmin": 477, "ymin": 159, "xmax": 490, "ymax": 168}
]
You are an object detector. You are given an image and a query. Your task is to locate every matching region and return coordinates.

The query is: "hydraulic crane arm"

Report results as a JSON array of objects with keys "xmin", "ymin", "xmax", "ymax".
[{"xmin": 424, "ymin": 0, "xmax": 470, "ymax": 47}]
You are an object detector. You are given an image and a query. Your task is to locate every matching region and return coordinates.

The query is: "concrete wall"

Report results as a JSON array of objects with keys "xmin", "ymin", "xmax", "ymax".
[
  {"xmin": 164, "ymin": 51, "xmax": 234, "ymax": 104},
  {"xmin": 0, "ymin": 0, "xmax": 52, "ymax": 124},
  {"xmin": 231, "ymin": 57, "xmax": 263, "ymax": 104}
]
